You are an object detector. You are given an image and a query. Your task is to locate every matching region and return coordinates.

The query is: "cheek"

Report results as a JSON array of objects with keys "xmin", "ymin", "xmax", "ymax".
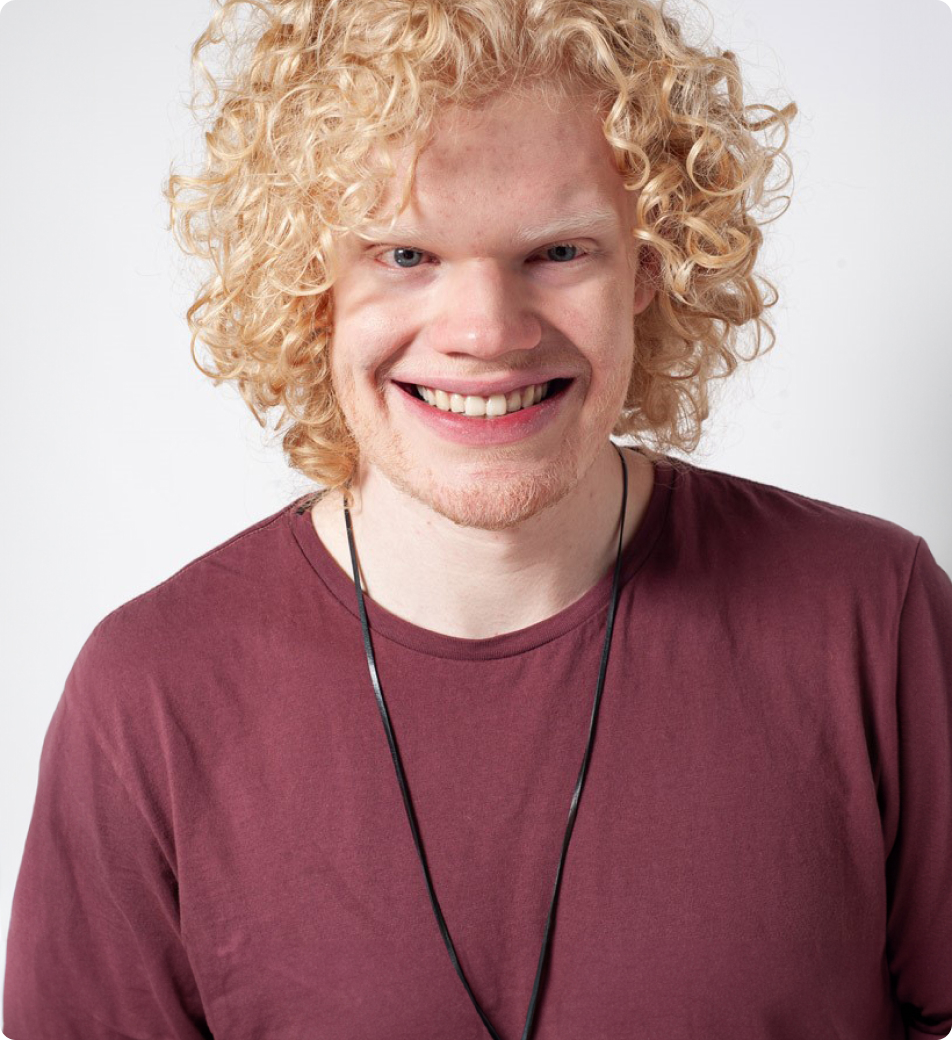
[
  {"xmin": 327, "ymin": 345, "xmax": 352, "ymax": 409},
  {"xmin": 593, "ymin": 283, "xmax": 636, "ymax": 372},
  {"xmin": 329, "ymin": 324, "xmax": 398, "ymax": 399},
  {"xmin": 332, "ymin": 276, "xmax": 412, "ymax": 377},
  {"xmin": 559, "ymin": 270, "xmax": 634, "ymax": 347},
  {"xmin": 576, "ymin": 311, "xmax": 635, "ymax": 383}
]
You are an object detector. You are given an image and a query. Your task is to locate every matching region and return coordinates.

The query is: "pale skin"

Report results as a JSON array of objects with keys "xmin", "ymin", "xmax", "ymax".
[{"xmin": 310, "ymin": 84, "xmax": 658, "ymax": 639}]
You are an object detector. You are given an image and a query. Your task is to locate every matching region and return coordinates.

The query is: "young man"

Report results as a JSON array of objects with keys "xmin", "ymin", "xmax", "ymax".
[{"xmin": 4, "ymin": 1, "xmax": 951, "ymax": 1038}]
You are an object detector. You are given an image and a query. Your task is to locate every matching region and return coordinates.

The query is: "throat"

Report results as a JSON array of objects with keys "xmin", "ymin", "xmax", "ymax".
[{"xmin": 308, "ymin": 446, "xmax": 649, "ymax": 640}]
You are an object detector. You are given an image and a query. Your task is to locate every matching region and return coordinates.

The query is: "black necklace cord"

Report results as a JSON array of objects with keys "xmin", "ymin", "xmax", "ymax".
[
  {"xmin": 343, "ymin": 443, "xmax": 630, "ymax": 1040},
  {"xmin": 343, "ymin": 496, "xmax": 499, "ymax": 1038}
]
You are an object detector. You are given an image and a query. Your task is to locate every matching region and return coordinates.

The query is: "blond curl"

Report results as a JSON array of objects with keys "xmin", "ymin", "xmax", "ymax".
[{"xmin": 165, "ymin": 0, "xmax": 798, "ymax": 490}]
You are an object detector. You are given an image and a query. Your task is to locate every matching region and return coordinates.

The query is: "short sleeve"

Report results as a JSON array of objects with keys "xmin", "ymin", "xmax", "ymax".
[
  {"xmin": 2, "ymin": 628, "xmax": 211, "ymax": 1039},
  {"xmin": 885, "ymin": 537, "xmax": 952, "ymax": 1039}
]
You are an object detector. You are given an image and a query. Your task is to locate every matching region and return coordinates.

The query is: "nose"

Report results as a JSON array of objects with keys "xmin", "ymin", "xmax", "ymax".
[{"xmin": 426, "ymin": 259, "xmax": 543, "ymax": 361}]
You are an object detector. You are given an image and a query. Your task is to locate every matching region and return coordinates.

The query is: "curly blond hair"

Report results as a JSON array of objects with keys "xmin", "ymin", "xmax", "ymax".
[{"xmin": 165, "ymin": 0, "xmax": 797, "ymax": 490}]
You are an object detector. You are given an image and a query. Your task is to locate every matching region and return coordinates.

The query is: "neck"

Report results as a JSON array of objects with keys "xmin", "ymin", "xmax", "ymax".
[{"xmin": 309, "ymin": 442, "xmax": 655, "ymax": 640}]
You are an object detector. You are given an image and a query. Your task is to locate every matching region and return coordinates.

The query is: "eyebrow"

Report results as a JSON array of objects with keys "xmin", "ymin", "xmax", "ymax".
[{"xmin": 358, "ymin": 208, "xmax": 623, "ymax": 247}]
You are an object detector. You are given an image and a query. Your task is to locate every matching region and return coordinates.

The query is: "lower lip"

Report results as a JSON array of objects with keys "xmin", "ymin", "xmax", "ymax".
[{"xmin": 393, "ymin": 382, "xmax": 574, "ymax": 446}]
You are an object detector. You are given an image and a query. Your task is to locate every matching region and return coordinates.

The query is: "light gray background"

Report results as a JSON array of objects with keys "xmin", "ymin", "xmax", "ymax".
[{"xmin": 2, "ymin": 0, "xmax": 951, "ymax": 1009}]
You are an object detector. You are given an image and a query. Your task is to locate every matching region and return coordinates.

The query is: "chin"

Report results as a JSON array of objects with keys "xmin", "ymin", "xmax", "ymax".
[{"xmin": 379, "ymin": 450, "xmax": 584, "ymax": 531}]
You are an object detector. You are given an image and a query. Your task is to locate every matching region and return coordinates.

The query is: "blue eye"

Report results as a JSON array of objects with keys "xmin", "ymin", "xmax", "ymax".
[
  {"xmin": 545, "ymin": 244, "xmax": 580, "ymax": 262},
  {"xmin": 390, "ymin": 247, "xmax": 425, "ymax": 268}
]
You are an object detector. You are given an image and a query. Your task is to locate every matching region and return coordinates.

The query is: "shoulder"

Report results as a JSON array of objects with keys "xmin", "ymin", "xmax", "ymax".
[
  {"xmin": 102, "ymin": 498, "xmax": 302, "ymax": 636},
  {"xmin": 662, "ymin": 458, "xmax": 922, "ymax": 597},
  {"xmin": 65, "ymin": 496, "xmax": 313, "ymax": 718}
]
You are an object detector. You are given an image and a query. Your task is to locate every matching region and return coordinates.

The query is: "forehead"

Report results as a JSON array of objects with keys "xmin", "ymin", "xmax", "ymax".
[{"xmin": 358, "ymin": 87, "xmax": 630, "ymax": 239}]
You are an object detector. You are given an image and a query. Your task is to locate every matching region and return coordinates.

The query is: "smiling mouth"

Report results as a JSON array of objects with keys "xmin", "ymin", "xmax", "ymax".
[{"xmin": 396, "ymin": 378, "xmax": 572, "ymax": 417}]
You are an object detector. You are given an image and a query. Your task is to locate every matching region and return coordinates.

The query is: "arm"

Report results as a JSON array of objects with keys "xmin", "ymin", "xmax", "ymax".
[
  {"xmin": 885, "ymin": 538, "xmax": 952, "ymax": 1039},
  {"xmin": 3, "ymin": 628, "xmax": 211, "ymax": 1039}
]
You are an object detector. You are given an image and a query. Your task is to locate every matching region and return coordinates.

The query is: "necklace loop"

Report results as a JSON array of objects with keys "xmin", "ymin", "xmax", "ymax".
[{"xmin": 343, "ymin": 443, "xmax": 630, "ymax": 1039}]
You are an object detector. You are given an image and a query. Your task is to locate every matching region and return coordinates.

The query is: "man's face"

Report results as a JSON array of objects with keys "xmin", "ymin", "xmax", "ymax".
[{"xmin": 328, "ymin": 86, "xmax": 655, "ymax": 530}]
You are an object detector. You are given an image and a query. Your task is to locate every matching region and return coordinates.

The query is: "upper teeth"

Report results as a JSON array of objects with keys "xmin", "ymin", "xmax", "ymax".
[{"xmin": 416, "ymin": 381, "xmax": 550, "ymax": 416}]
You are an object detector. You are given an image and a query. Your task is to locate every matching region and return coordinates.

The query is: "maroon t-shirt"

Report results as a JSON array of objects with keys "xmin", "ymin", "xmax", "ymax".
[{"xmin": 5, "ymin": 455, "xmax": 952, "ymax": 1039}]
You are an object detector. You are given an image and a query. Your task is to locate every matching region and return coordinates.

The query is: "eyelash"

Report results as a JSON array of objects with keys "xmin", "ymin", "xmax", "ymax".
[{"xmin": 372, "ymin": 243, "xmax": 590, "ymax": 270}]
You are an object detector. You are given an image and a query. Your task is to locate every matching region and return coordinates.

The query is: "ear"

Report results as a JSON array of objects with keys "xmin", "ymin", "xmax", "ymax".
[{"xmin": 633, "ymin": 245, "xmax": 660, "ymax": 317}]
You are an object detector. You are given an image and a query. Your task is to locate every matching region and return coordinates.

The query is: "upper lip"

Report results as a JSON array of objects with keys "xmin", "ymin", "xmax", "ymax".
[{"xmin": 392, "ymin": 373, "xmax": 573, "ymax": 397}]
